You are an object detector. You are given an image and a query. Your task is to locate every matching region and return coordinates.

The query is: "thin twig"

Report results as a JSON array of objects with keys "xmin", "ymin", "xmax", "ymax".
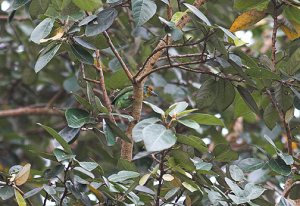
[
  {"xmin": 266, "ymin": 89, "xmax": 293, "ymax": 155},
  {"xmin": 103, "ymin": 31, "xmax": 133, "ymax": 82},
  {"xmin": 156, "ymin": 151, "xmax": 166, "ymax": 206},
  {"xmin": 271, "ymin": 0, "xmax": 278, "ymax": 67},
  {"xmin": 60, "ymin": 161, "xmax": 72, "ymax": 206}
]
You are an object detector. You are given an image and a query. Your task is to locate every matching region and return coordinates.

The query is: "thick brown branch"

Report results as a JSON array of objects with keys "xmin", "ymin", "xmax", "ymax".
[
  {"xmin": 121, "ymin": 0, "xmax": 209, "ymax": 161},
  {"xmin": 103, "ymin": 31, "xmax": 133, "ymax": 82},
  {"xmin": 0, "ymin": 107, "xmax": 63, "ymax": 117}
]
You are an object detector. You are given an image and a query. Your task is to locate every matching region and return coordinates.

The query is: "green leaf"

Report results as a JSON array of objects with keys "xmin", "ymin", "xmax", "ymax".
[
  {"xmin": 72, "ymin": 0, "xmax": 102, "ymax": 11},
  {"xmin": 178, "ymin": 119, "xmax": 200, "ymax": 130},
  {"xmin": 194, "ymin": 159, "xmax": 212, "ymax": 171},
  {"xmin": 177, "ymin": 134, "xmax": 208, "ymax": 153},
  {"xmin": 246, "ymin": 67, "xmax": 280, "ymax": 80},
  {"xmin": 73, "ymin": 93, "xmax": 93, "ymax": 111},
  {"xmin": 85, "ymin": 8, "xmax": 118, "ymax": 36},
  {"xmin": 237, "ymin": 86, "xmax": 260, "ymax": 115},
  {"xmin": 30, "ymin": 18, "xmax": 54, "ymax": 44},
  {"xmin": 268, "ymin": 157, "xmax": 291, "ymax": 176},
  {"xmin": 78, "ymin": 162, "xmax": 98, "ymax": 171},
  {"xmin": 14, "ymin": 189, "xmax": 27, "ymax": 206},
  {"xmin": 142, "ymin": 124, "xmax": 177, "ymax": 152},
  {"xmin": 63, "ymin": 75, "xmax": 81, "ymax": 93},
  {"xmin": 244, "ymin": 183, "xmax": 265, "ymax": 200},
  {"xmin": 132, "ymin": 0, "xmax": 157, "ymax": 26},
  {"xmin": 38, "ymin": 124, "xmax": 72, "ymax": 154},
  {"xmin": 117, "ymin": 159, "xmax": 137, "ymax": 172},
  {"xmin": 102, "ymin": 119, "xmax": 116, "ymax": 146},
  {"xmin": 282, "ymin": 47, "xmax": 300, "ymax": 75},
  {"xmin": 53, "ymin": 148, "xmax": 76, "ymax": 161},
  {"xmin": 183, "ymin": 113, "xmax": 224, "ymax": 126},
  {"xmin": 229, "ymin": 165, "xmax": 244, "ymax": 181},
  {"xmin": 170, "ymin": 150, "xmax": 196, "ymax": 172},
  {"xmin": 34, "ymin": 43, "xmax": 61, "ymax": 72},
  {"xmin": 225, "ymin": 177, "xmax": 244, "ymax": 197},
  {"xmin": 263, "ymin": 104, "xmax": 279, "ymax": 129},
  {"xmin": 73, "ymin": 37, "xmax": 97, "ymax": 50},
  {"xmin": 0, "ymin": 186, "xmax": 14, "ymax": 200},
  {"xmin": 108, "ymin": 171, "xmax": 140, "ymax": 183},
  {"xmin": 289, "ymin": 183, "xmax": 300, "ymax": 200},
  {"xmin": 12, "ymin": 0, "xmax": 31, "ymax": 9},
  {"xmin": 29, "ymin": 0, "xmax": 50, "ymax": 19},
  {"xmin": 284, "ymin": 6, "xmax": 300, "ymax": 25},
  {"xmin": 143, "ymin": 101, "xmax": 165, "ymax": 116},
  {"xmin": 23, "ymin": 188, "xmax": 43, "ymax": 199},
  {"xmin": 105, "ymin": 119, "xmax": 131, "ymax": 143},
  {"xmin": 58, "ymin": 126, "xmax": 80, "ymax": 144},
  {"xmin": 214, "ymin": 144, "xmax": 238, "ymax": 162},
  {"xmin": 168, "ymin": 101, "xmax": 189, "ymax": 117},
  {"xmin": 133, "ymin": 117, "xmax": 161, "ymax": 142},
  {"xmin": 233, "ymin": 0, "xmax": 269, "ymax": 11},
  {"xmin": 214, "ymin": 79, "xmax": 236, "ymax": 112},
  {"xmin": 184, "ymin": 3, "xmax": 211, "ymax": 26},
  {"xmin": 238, "ymin": 158, "xmax": 265, "ymax": 172},
  {"xmin": 195, "ymin": 79, "xmax": 217, "ymax": 110},
  {"xmin": 70, "ymin": 43, "xmax": 94, "ymax": 65},
  {"xmin": 65, "ymin": 108, "xmax": 90, "ymax": 128},
  {"xmin": 274, "ymin": 85, "xmax": 294, "ymax": 112}
]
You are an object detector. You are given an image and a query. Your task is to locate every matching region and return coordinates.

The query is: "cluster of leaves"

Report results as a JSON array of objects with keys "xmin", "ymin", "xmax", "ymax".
[{"xmin": 1, "ymin": 0, "xmax": 300, "ymax": 205}]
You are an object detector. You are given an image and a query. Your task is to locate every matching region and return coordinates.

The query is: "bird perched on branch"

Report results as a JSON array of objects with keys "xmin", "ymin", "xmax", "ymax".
[{"xmin": 112, "ymin": 85, "xmax": 158, "ymax": 109}]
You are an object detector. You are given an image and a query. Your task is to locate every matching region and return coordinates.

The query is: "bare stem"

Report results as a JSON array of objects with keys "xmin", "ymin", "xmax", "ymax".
[{"xmin": 103, "ymin": 31, "xmax": 133, "ymax": 82}]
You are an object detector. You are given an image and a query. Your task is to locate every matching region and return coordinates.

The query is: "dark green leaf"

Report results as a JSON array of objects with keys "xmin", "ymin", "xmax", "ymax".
[
  {"xmin": 38, "ymin": 124, "xmax": 72, "ymax": 153},
  {"xmin": 183, "ymin": 113, "xmax": 224, "ymax": 126},
  {"xmin": 70, "ymin": 43, "xmax": 94, "ymax": 65},
  {"xmin": 237, "ymin": 86, "xmax": 260, "ymax": 115},
  {"xmin": 23, "ymin": 187, "xmax": 43, "ymax": 199},
  {"xmin": 30, "ymin": 18, "xmax": 54, "ymax": 44},
  {"xmin": 65, "ymin": 108, "xmax": 90, "ymax": 128},
  {"xmin": 0, "ymin": 186, "xmax": 14, "ymax": 200},
  {"xmin": 268, "ymin": 157, "xmax": 291, "ymax": 176},
  {"xmin": 132, "ymin": 0, "xmax": 157, "ymax": 26},
  {"xmin": 34, "ymin": 43, "xmax": 62, "ymax": 72},
  {"xmin": 177, "ymin": 134, "xmax": 208, "ymax": 153},
  {"xmin": 237, "ymin": 158, "xmax": 265, "ymax": 172},
  {"xmin": 85, "ymin": 8, "xmax": 118, "ymax": 36}
]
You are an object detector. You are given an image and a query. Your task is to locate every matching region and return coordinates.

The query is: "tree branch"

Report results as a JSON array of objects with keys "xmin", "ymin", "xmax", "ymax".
[
  {"xmin": 103, "ymin": 31, "xmax": 133, "ymax": 82},
  {"xmin": 271, "ymin": 0, "xmax": 278, "ymax": 67},
  {"xmin": 120, "ymin": 0, "xmax": 209, "ymax": 161},
  {"xmin": 0, "ymin": 106, "xmax": 63, "ymax": 117}
]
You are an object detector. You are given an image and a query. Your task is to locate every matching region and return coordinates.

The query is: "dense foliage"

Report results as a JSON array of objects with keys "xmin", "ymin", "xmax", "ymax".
[{"xmin": 1, "ymin": 0, "xmax": 300, "ymax": 205}]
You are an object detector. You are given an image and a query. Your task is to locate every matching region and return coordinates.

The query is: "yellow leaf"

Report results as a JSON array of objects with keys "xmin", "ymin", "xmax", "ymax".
[
  {"xmin": 162, "ymin": 174, "xmax": 174, "ymax": 181},
  {"xmin": 139, "ymin": 173, "xmax": 151, "ymax": 186},
  {"xmin": 88, "ymin": 185, "xmax": 105, "ymax": 203},
  {"xmin": 230, "ymin": 9, "xmax": 266, "ymax": 32},
  {"xmin": 14, "ymin": 189, "xmax": 27, "ymax": 206},
  {"xmin": 171, "ymin": 12, "xmax": 187, "ymax": 24},
  {"xmin": 280, "ymin": 21, "xmax": 300, "ymax": 40},
  {"xmin": 40, "ymin": 28, "xmax": 64, "ymax": 43},
  {"xmin": 15, "ymin": 163, "xmax": 31, "ymax": 186}
]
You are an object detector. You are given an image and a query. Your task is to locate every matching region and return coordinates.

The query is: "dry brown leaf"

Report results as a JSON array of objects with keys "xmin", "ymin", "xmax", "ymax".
[
  {"xmin": 230, "ymin": 9, "xmax": 266, "ymax": 32},
  {"xmin": 15, "ymin": 163, "xmax": 31, "ymax": 186},
  {"xmin": 281, "ymin": 21, "xmax": 300, "ymax": 40}
]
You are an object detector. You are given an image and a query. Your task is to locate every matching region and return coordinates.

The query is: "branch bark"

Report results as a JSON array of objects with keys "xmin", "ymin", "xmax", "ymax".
[
  {"xmin": 121, "ymin": 0, "xmax": 209, "ymax": 160},
  {"xmin": 0, "ymin": 106, "xmax": 63, "ymax": 117}
]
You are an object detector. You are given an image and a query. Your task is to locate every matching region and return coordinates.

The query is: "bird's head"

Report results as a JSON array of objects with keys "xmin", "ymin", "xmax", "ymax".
[{"xmin": 144, "ymin": 85, "xmax": 158, "ymax": 97}]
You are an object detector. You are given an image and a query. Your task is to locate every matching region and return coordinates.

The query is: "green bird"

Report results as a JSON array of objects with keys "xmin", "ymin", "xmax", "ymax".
[{"xmin": 112, "ymin": 85, "xmax": 158, "ymax": 109}]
